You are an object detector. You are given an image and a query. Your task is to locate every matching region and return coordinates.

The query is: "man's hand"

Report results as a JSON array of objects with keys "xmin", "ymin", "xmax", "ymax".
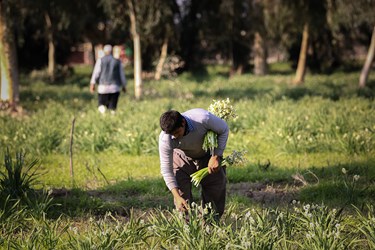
[
  {"xmin": 122, "ymin": 86, "xmax": 127, "ymax": 93},
  {"xmin": 175, "ymin": 196, "xmax": 188, "ymax": 212},
  {"xmin": 208, "ymin": 155, "xmax": 222, "ymax": 174},
  {"xmin": 171, "ymin": 188, "xmax": 188, "ymax": 212},
  {"xmin": 90, "ymin": 84, "xmax": 95, "ymax": 94}
]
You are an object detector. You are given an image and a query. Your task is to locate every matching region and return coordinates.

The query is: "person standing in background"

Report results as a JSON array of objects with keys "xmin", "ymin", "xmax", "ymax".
[{"xmin": 90, "ymin": 44, "xmax": 127, "ymax": 114}]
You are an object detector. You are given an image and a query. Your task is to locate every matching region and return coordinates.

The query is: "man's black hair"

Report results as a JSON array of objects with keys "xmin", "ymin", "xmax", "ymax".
[{"xmin": 160, "ymin": 110, "xmax": 184, "ymax": 134}]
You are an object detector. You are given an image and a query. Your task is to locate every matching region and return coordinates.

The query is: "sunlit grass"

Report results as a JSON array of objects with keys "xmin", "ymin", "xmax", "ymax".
[
  {"xmin": 1, "ymin": 63, "xmax": 375, "ymax": 248},
  {"xmin": 1, "ymin": 63, "xmax": 374, "ymax": 208},
  {"xmin": 39, "ymin": 153, "xmax": 160, "ymax": 189}
]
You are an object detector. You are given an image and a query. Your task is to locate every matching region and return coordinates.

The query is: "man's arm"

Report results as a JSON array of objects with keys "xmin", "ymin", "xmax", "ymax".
[
  {"xmin": 119, "ymin": 63, "xmax": 127, "ymax": 88},
  {"xmin": 159, "ymin": 132, "xmax": 178, "ymax": 190},
  {"xmin": 206, "ymin": 112, "xmax": 229, "ymax": 156},
  {"xmin": 159, "ymin": 132, "xmax": 189, "ymax": 209},
  {"xmin": 90, "ymin": 59, "xmax": 102, "ymax": 93},
  {"xmin": 206, "ymin": 112, "xmax": 229, "ymax": 173},
  {"xmin": 90, "ymin": 84, "xmax": 95, "ymax": 93}
]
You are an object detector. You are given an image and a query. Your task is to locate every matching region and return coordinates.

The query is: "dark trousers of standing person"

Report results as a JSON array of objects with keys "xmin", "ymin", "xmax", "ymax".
[
  {"xmin": 173, "ymin": 150, "xmax": 227, "ymax": 217},
  {"xmin": 98, "ymin": 92, "xmax": 120, "ymax": 110}
]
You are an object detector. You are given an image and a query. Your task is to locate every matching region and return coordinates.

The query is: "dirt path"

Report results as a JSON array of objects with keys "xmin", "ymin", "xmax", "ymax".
[
  {"xmin": 51, "ymin": 180, "xmax": 302, "ymax": 211},
  {"xmin": 228, "ymin": 181, "xmax": 300, "ymax": 206}
]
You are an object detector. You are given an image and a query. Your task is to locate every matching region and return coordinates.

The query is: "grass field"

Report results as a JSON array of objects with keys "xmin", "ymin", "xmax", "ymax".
[{"xmin": 0, "ymin": 63, "xmax": 374, "ymax": 249}]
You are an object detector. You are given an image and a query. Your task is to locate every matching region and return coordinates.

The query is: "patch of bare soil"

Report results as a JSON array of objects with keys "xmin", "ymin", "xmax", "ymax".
[
  {"xmin": 50, "ymin": 180, "xmax": 304, "ymax": 214},
  {"xmin": 228, "ymin": 181, "xmax": 301, "ymax": 206}
]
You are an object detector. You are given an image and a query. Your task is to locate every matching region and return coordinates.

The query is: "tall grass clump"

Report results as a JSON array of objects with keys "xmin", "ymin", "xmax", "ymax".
[
  {"xmin": 0, "ymin": 149, "xmax": 53, "ymax": 217},
  {"xmin": 66, "ymin": 211, "xmax": 150, "ymax": 249},
  {"xmin": 0, "ymin": 198, "xmax": 27, "ymax": 242},
  {"xmin": 354, "ymin": 205, "xmax": 375, "ymax": 249},
  {"xmin": 0, "ymin": 149, "xmax": 41, "ymax": 201},
  {"xmin": 220, "ymin": 205, "xmax": 289, "ymax": 249},
  {"xmin": 0, "ymin": 149, "xmax": 57, "ymax": 249},
  {"xmin": 291, "ymin": 203, "xmax": 352, "ymax": 249},
  {"xmin": 7, "ymin": 216, "xmax": 70, "ymax": 250},
  {"xmin": 148, "ymin": 202, "xmax": 221, "ymax": 249}
]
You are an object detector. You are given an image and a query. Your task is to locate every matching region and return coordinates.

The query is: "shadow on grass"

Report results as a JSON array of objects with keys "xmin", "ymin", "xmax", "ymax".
[
  {"xmin": 226, "ymin": 157, "xmax": 375, "ymax": 209},
  {"xmin": 192, "ymin": 79, "xmax": 374, "ymax": 101},
  {"xmin": 66, "ymin": 75, "xmax": 90, "ymax": 88},
  {"xmin": 49, "ymin": 178, "xmax": 172, "ymax": 218},
  {"xmin": 185, "ymin": 67, "xmax": 211, "ymax": 83},
  {"xmin": 192, "ymin": 86, "xmax": 274, "ymax": 101},
  {"xmin": 47, "ymin": 157, "xmax": 375, "ymax": 218},
  {"xmin": 194, "ymin": 85, "xmax": 337, "ymax": 101},
  {"xmin": 20, "ymin": 88, "xmax": 95, "ymax": 110},
  {"xmin": 21, "ymin": 89, "xmax": 94, "ymax": 102}
]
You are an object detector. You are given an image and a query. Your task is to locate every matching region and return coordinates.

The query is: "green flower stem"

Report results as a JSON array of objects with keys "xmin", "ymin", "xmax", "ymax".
[
  {"xmin": 191, "ymin": 168, "xmax": 210, "ymax": 187},
  {"xmin": 202, "ymin": 130, "xmax": 218, "ymax": 155},
  {"xmin": 190, "ymin": 159, "xmax": 229, "ymax": 187}
]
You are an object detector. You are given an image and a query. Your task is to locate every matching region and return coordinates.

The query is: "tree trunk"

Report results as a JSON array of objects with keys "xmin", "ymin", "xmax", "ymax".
[
  {"xmin": 181, "ymin": 0, "xmax": 199, "ymax": 70},
  {"xmin": 293, "ymin": 23, "xmax": 309, "ymax": 85},
  {"xmin": 359, "ymin": 26, "xmax": 375, "ymax": 88},
  {"xmin": 154, "ymin": 37, "xmax": 168, "ymax": 80},
  {"xmin": 127, "ymin": 0, "xmax": 142, "ymax": 100},
  {"xmin": 44, "ymin": 11, "xmax": 55, "ymax": 82},
  {"xmin": 0, "ymin": 0, "xmax": 19, "ymax": 111},
  {"xmin": 253, "ymin": 31, "xmax": 268, "ymax": 76},
  {"xmin": 230, "ymin": 39, "xmax": 246, "ymax": 77}
]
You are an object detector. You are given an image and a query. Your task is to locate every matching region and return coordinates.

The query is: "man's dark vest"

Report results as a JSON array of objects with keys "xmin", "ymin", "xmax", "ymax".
[{"xmin": 99, "ymin": 55, "xmax": 121, "ymax": 86}]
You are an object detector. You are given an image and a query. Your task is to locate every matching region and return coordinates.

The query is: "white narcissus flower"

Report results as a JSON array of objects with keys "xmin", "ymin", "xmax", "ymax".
[
  {"xmin": 208, "ymin": 98, "xmax": 237, "ymax": 121},
  {"xmin": 197, "ymin": 99, "xmax": 245, "ymax": 185},
  {"xmin": 203, "ymin": 99, "xmax": 237, "ymax": 154}
]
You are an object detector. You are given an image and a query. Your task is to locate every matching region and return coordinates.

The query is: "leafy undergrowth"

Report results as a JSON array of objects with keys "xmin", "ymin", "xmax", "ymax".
[{"xmin": 2, "ymin": 200, "xmax": 375, "ymax": 249}]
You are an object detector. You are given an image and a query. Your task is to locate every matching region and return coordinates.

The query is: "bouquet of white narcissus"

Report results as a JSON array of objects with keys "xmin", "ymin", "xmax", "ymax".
[
  {"xmin": 202, "ymin": 98, "xmax": 237, "ymax": 155},
  {"xmin": 191, "ymin": 150, "xmax": 247, "ymax": 187}
]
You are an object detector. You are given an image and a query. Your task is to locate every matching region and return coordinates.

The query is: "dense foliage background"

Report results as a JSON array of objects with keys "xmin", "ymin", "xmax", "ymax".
[{"xmin": 0, "ymin": 0, "xmax": 373, "ymax": 73}]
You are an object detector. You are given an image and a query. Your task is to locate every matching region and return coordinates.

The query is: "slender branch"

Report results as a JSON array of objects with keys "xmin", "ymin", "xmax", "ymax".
[{"xmin": 70, "ymin": 117, "xmax": 76, "ymax": 187}]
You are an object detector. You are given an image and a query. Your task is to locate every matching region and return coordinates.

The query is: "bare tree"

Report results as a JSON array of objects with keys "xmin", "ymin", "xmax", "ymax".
[
  {"xmin": 253, "ymin": 1, "xmax": 268, "ymax": 76},
  {"xmin": 126, "ymin": 0, "xmax": 142, "ymax": 100},
  {"xmin": 44, "ymin": 11, "xmax": 55, "ymax": 82},
  {"xmin": 330, "ymin": 0, "xmax": 375, "ymax": 88},
  {"xmin": 253, "ymin": 31, "xmax": 268, "ymax": 76},
  {"xmin": 0, "ymin": 0, "xmax": 19, "ymax": 111},
  {"xmin": 154, "ymin": 37, "xmax": 168, "ymax": 80},
  {"xmin": 293, "ymin": 23, "xmax": 309, "ymax": 85},
  {"xmin": 359, "ymin": 26, "xmax": 375, "ymax": 88}
]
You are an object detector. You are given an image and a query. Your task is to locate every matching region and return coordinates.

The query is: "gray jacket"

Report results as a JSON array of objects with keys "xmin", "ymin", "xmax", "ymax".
[{"xmin": 90, "ymin": 55, "xmax": 127, "ymax": 94}]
